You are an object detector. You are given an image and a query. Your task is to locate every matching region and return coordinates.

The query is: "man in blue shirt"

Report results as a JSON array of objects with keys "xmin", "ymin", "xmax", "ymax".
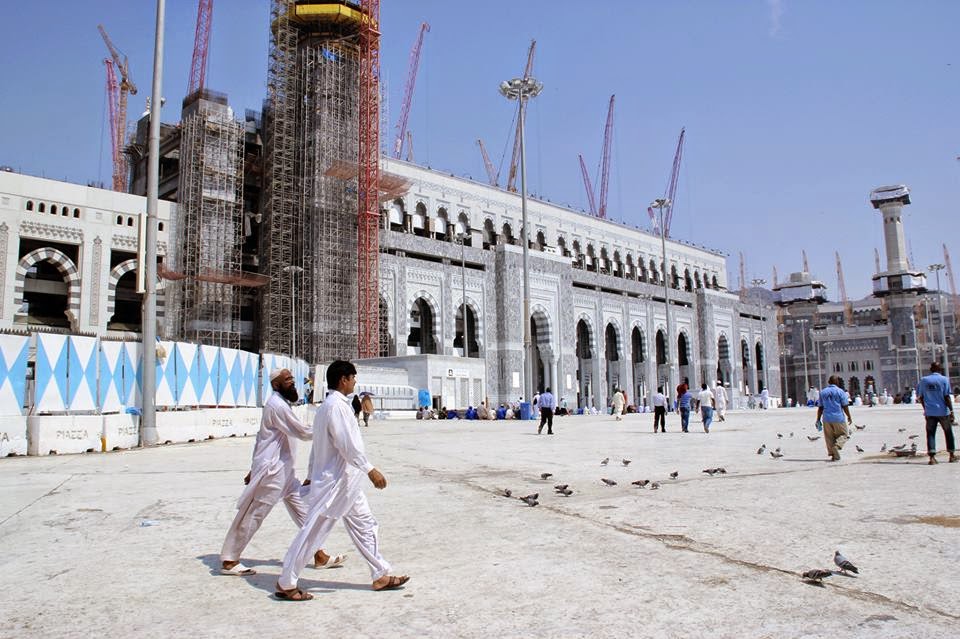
[
  {"xmin": 677, "ymin": 387, "xmax": 694, "ymax": 433},
  {"xmin": 917, "ymin": 362, "xmax": 956, "ymax": 465},
  {"xmin": 537, "ymin": 387, "xmax": 556, "ymax": 435},
  {"xmin": 815, "ymin": 376, "xmax": 853, "ymax": 461}
]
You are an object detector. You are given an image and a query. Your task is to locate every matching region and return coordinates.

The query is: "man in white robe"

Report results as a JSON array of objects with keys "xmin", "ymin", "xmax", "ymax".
[
  {"xmin": 220, "ymin": 369, "xmax": 344, "ymax": 576},
  {"xmin": 276, "ymin": 361, "xmax": 409, "ymax": 601},
  {"xmin": 714, "ymin": 381, "xmax": 728, "ymax": 422}
]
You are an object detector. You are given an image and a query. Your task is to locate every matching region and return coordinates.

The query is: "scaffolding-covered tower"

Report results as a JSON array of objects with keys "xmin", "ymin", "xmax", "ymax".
[
  {"xmin": 169, "ymin": 90, "xmax": 245, "ymax": 347},
  {"xmin": 262, "ymin": 0, "xmax": 375, "ymax": 363}
]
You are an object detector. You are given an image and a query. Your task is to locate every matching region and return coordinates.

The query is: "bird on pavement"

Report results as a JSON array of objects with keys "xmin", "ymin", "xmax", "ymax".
[
  {"xmin": 502, "ymin": 488, "xmax": 512, "ymax": 498},
  {"xmin": 601, "ymin": 478, "xmax": 617, "ymax": 486},
  {"xmin": 631, "ymin": 480, "xmax": 649, "ymax": 487},
  {"xmin": 777, "ymin": 433, "xmax": 784, "ymax": 439},
  {"xmin": 601, "ymin": 457, "xmax": 609, "ymax": 466},
  {"xmin": 669, "ymin": 471, "xmax": 679, "ymax": 479},
  {"xmin": 891, "ymin": 444, "xmax": 906, "ymax": 451},
  {"xmin": 834, "ymin": 551, "xmax": 859, "ymax": 574},
  {"xmin": 553, "ymin": 484, "xmax": 569, "ymax": 491},
  {"xmin": 757, "ymin": 444, "xmax": 766, "ymax": 455},
  {"xmin": 557, "ymin": 488, "xmax": 573, "ymax": 497},
  {"xmin": 770, "ymin": 450, "xmax": 784, "ymax": 459},
  {"xmin": 854, "ymin": 424, "xmax": 866, "ymax": 431},
  {"xmin": 520, "ymin": 495, "xmax": 539, "ymax": 507},
  {"xmin": 898, "ymin": 428, "xmax": 906, "ymax": 433},
  {"xmin": 522, "ymin": 493, "xmax": 539, "ymax": 501},
  {"xmin": 790, "ymin": 432, "xmax": 794, "ymax": 438},
  {"xmin": 807, "ymin": 435, "xmax": 821, "ymax": 441},
  {"xmin": 908, "ymin": 434, "xmax": 919, "ymax": 440},
  {"xmin": 622, "ymin": 459, "xmax": 631, "ymax": 466},
  {"xmin": 650, "ymin": 482, "xmax": 661, "ymax": 490},
  {"xmin": 540, "ymin": 473, "xmax": 553, "ymax": 480},
  {"xmin": 715, "ymin": 467, "xmax": 727, "ymax": 474},
  {"xmin": 775, "ymin": 447, "xmax": 781, "ymax": 453},
  {"xmin": 880, "ymin": 443, "xmax": 887, "ymax": 452},
  {"xmin": 855, "ymin": 445, "xmax": 864, "ymax": 453},
  {"xmin": 801, "ymin": 569, "xmax": 833, "ymax": 583}
]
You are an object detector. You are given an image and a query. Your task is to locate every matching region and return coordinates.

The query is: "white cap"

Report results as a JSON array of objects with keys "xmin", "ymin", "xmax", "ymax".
[{"xmin": 269, "ymin": 369, "xmax": 287, "ymax": 382}]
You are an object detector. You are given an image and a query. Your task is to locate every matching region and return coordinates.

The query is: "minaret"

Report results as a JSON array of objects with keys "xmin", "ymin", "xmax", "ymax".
[{"xmin": 869, "ymin": 185, "xmax": 927, "ymax": 295}]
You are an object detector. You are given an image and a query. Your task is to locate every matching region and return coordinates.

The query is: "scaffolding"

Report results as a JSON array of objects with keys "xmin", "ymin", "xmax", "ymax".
[{"xmin": 172, "ymin": 92, "xmax": 245, "ymax": 348}]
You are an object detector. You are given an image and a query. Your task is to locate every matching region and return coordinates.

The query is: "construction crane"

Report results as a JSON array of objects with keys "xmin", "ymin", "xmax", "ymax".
[
  {"xmin": 944, "ymin": 243, "xmax": 958, "ymax": 327},
  {"xmin": 477, "ymin": 139, "xmax": 498, "ymax": 186},
  {"xmin": 836, "ymin": 251, "xmax": 854, "ymax": 326},
  {"xmin": 98, "ymin": 24, "xmax": 137, "ymax": 192},
  {"xmin": 102, "ymin": 59, "xmax": 120, "ymax": 190},
  {"xmin": 393, "ymin": 22, "xmax": 429, "ymax": 159},
  {"xmin": 802, "ymin": 249, "xmax": 809, "ymax": 273},
  {"xmin": 739, "ymin": 252, "xmax": 746, "ymax": 296},
  {"xmin": 661, "ymin": 128, "xmax": 685, "ymax": 237},
  {"xmin": 187, "ymin": 0, "xmax": 214, "ymax": 96},
  {"xmin": 405, "ymin": 131, "xmax": 414, "ymax": 162},
  {"xmin": 597, "ymin": 95, "xmax": 615, "ymax": 219},
  {"xmin": 505, "ymin": 40, "xmax": 536, "ymax": 192},
  {"xmin": 772, "ymin": 265, "xmax": 779, "ymax": 288},
  {"xmin": 874, "ymin": 247, "xmax": 881, "ymax": 274},
  {"xmin": 578, "ymin": 154, "xmax": 597, "ymax": 216}
]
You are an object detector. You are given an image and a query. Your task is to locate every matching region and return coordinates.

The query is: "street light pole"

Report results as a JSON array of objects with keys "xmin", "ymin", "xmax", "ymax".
[
  {"xmin": 651, "ymin": 198, "xmax": 673, "ymax": 404},
  {"xmin": 500, "ymin": 76, "xmax": 542, "ymax": 407},
  {"xmin": 751, "ymin": 278, "xmax": 767, "ymax": 391},
  {"xmin": 929, "ymin": 263, "xmax": 949, "ymax": 379}
]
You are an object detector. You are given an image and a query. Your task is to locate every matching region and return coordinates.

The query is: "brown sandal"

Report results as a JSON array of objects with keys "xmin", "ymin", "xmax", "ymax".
[
  {"xmin": 372, "ymin": 575, "xmax": 410, "ymax": 591},
  {"xmin": 275, "ymin": 584, "xmax": 314, "ymax": 601}
]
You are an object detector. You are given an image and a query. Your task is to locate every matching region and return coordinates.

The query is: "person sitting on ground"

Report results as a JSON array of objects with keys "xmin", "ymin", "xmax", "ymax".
[
  {"xmin": 446, "ymin": 408, "xmax": 459, "ymax": 419},
  {"xmin": 438, "ymin": 406, "xmax": 448, "ymax": 420},
  {"xmin": 465, "ymin": 405, "xmax": 478, "ymax": 420},
  {"xmin": 496, "ymin": 404, "xmax": 507, "ymax": 420},
  {"xmin": 477, "ymin": 402, "xmax": 490, "ymax": 420},
  {"xmin": 505, "ymin": 405, "xmax": 515, "ymax": 419},
  {"xmin": 415, "ymin": 407, "xmax": 424, "ymax": 420}
]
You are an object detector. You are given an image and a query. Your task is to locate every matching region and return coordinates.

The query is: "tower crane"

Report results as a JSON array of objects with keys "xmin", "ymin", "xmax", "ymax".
[
  {"xmin": 836, "ymin": 251, "xmax": 854, "ymax": 326},
  {"xmin": 187, "ymin": 0, "xmax": 214, "ymax": 96},
  {"xmin": 944, "ymin": 243, "xmax": 958, "ymax": 327},
  {"xmin": 393, "ymin": 22, "xmax": 429, "ymax": 159},
  {"xmin": 597, "ymin": 95, "xmax": 615, "ymax": 220},
  {"xmin": 661, "ymin": 128, "xmax": 685, "ymax": 237},
  {"xmin": 505, "ymin": 40, "xmax": 536, "ymax": 193},
  {"xmin": 477, "ymin": 139, "xmax": 498, "ymax": 186},
  {"xmin": 802, "ymin": 249, "xmax": 809, "ymax": 273},
  {"xmin": 98, "ymin": 24, "xmax": 137, "ymax": 192},
  {"xmin": 578, "ymin": 154, "xmax": 597, "ymax": 216}
]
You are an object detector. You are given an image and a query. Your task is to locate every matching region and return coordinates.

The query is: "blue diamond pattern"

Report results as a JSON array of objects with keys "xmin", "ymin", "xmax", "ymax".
[
  {"xmin": 174, "ymin": 344, "xmax": 190, "ymax": 403},
  {"xmin": 230, "ymin": 354, "xmax": 242, "ymax": 404},
  {"xmin": 214, "ymin": 349, "xmax": 226, "ymax": 404}
]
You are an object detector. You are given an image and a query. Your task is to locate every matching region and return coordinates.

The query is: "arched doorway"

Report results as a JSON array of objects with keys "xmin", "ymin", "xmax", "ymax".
[
  {"xmin": 605, "ymin": 323, "xmax": 621, "ymax": 395},
  {"xmin": 656, "ymin": 329, "xmax": 669, "ymax": 391},
  {"xmin": 530, "ymin": 313, "xmax": 551, "ymax": 393},
  {"xmin": 741, "ymin": 339, "xmax": 752, "ymax": 395},
  {"xmin": 677, "ymin": 332, "xmax": 691, "ymax": 387},
  {"xmin": 716, "ymin": 334, "xmax": 732, "ymax": 385},
  {"xmin": 848, "ymin": 376, "xmax": 861, "ymax": 398},
  {"xmin": 454, "ymin": 303, "xmax": 479, "ymax": 357},
  {"xmin": 406, "ymin": 298, "xmax": 437, "ymax": 354},
  {"xmin": 755, "ymin": 341, "xmax": 766, "ymax": 392},
  {"xmin": 108, "ymin": 270, "xmax": 143, "ymax": 331},
  {"xmin": 632, "ymin": 327, "xmax": 646, "ymax": 406},
  {"xmin": 576, "ymin": 319, "xmax": 593, "ymax": 409}
]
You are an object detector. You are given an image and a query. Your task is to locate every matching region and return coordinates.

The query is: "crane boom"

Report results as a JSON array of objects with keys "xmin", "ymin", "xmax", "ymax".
[
  {"xmin": 187, "ymin": 0, "xmax": 214, "ymax": 96},
  {"xmin": 597, "ymin": 94, "xmax": 615, "ymax": 219},
  {"xmin": 405, "ymin": 131, "xmax": 414, "ymax": 162},
  {"xmin": 505, "ymin": 40, "xmax": 536, "ymax": 192},
  {"xmin": 477, "ymin": 139, "xmax": 497, "ymax": 186},
  {"xmin": 578, "ymin": 154, "xmax": 598, "ymax": 216},
  {"xmin": 662, "ymin": 128, "xmax": 685, "ymax": 236},
  {"xmin": 739, "ymin": 252, "xmax": 746, "ymax": 295},
  {"xmin": 394, "ymin": 22, "xmax": 429, "ymax": 159},
  {"xmin": 802, "ymin": 249, "xmax": 809, "ymax": 272},
  {"xmin": 98, "ymin": 24, "xmax": 137, "ymax": 192},
  {"xmin": 103, "ymin": 59, "xmax": 120, "ymax": 184},
  {"xmin": 836, "ymin": 251, "xmax": 853, "ymax": 326}
]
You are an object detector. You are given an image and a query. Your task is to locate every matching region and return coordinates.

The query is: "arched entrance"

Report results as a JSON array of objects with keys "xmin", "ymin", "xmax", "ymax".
[
  {"xmin": 677, "ymin": 332, "xmax": 692, "ymax": 387},
  {"xmin": 108, "ymin": 270, "xmax": 143, "ymax": 331},
  {"xmin": 848, "ymin": 376, "xmax": 861, "ymax": 398},
  {"xmin": 605, "ymin": 323, "xmax": 621, "ymax": 395},
  {"xmin": 15, "ymin": 247, "xmax": 80, "ymax": 330},
  {"xmin": 717, "ymin": 334, "xmax": 732, "ymax": 385},
  {"xmin": 576, "ymin": 319, "xmax": 594, "ymax": 409},
  {"xmin": 454, "ymin": 303, "xmax": 479, "ymax": 357},
  {"xmin": 656, "ymin": 329, "xmax": 669, "ymax": 391},
  {"xmin": 755, "ymin": 341, "xmax": 766, "ymax": 392},
  {"xmin": 530, "ymin": 312, "xmax": 552, "ymax": 392},
  {"xmin": 632, "ymin": 327, "xmax": 646, "ymax": 406},
  {"xmin": 406, "ymin": 297, "xmax": 438, "ymax": 354},
  {"xmin": 741, "ymin": 339, "xmax": 752, "ymax": 395}
]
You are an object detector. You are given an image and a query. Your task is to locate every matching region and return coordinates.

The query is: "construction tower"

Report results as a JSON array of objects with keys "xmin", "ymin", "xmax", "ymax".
[{"xmin": 261, "ymin": 0, "xmax": 377, "ymax": 362}]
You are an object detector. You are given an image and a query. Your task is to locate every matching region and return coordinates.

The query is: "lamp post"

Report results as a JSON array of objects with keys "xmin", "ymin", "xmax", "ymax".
[
  {"xmin": 751, "ymin": 278, "xmax": 767, "ymax": 391},
  {"xmin": 929, "ymin": 263, "xmax": 949, "ymax": 379},
  {"xmin": 500, "ymin": 76, "xmax": 542, "ymax": 406},
  {"xmin": 651, "ymin": 198, "xmax": 673, "ymax": 404},
  {"xmin": 457, "ymin": 233, "xmax": 469, "ymax": 358},
  {"xmin": 282, "ymin": 265, "xmax": 304, "ymax": 359}
]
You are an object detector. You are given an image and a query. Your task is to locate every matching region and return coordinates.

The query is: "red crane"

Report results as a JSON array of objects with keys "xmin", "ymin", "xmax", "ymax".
[
  {"xmin": 393, "ymin": 22, "xmax": 429, "ymax": 159},
  {"xmin": 477, "ymin": 139, "xmax": 498, "ymax": 186},
  {"xmin": 103, "ymin": 59, "xmax": 120, "ymax": 188},
  {"xmin": 187, "ymin": 0, "xmax": 214, "ymax": 96},
  {"xmin": 505, "ymin": 40, "xmax": 536, "ymax": 193},
  {"xmin": 357, "ymin": 0, "xmax": 381, "ymax": 358},
  {"xmin": 597, "ymin": 94, "xmax": 615, "ymax": 219},
  {"xmin": 661, "ymin": 127, "xmax": 685, "ymax": 236},
  {"xmin": 578, "ymin": 154, "xmax": 597, "ymax": 216},
  {"xmin": 98, "ymin": 24, "xmax": 137, "ymax": 192}
]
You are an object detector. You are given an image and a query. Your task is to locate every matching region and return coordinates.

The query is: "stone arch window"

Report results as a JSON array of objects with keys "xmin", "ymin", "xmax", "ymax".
[
  {"xmin": 535, "ymin": 230, "xmax": 546, "ymax": 251},
  {"xmin": 127, "ymin": 217, "xmax": 134, "ymax": 227},
  {"xmin": 61, "ymin": 207, "xmax": 69, "ymax": 217},
  {"xmin": 625, "ymin": 254, "xmax": 635, "ymax": 279},
  {"xmin": 38, "ymin": 202, "xmax": 45, "ymax": 213},
  {"xmin": 586, "ymin": 244, "xmax": 597, "ymax": 272},
  {"xmin": 716, "ymin": 334, "xmax": 732, "ymax": 385},
  {"xmin": 741, "ymin": 338, "xmax": 752, "ymax": 392},
  {"xmin": 454, "ymin": 211, "xmax": 470, "ymax": 239},
  {"xmin": 599, "ymin": 247, "xmax": 610, "ymax": 274},
  {"xmin": 677, "ymin": 332, "xmax": 690, "ymax": 367},
  {"xmin": 158, "ymin": 222, "xmax": 164, "ymax": 232},
  {"xmin": 454, "ymin": 302, "xmax": 480, "ymax": 357},
  {"xmin": 576, "ymin": 319, "xmax": 593, "ymax": 359},
  {"xmin": 631, "ymin": 326, "xmax": 645, "ymax": 363},
  {"xmin": 557, "ymin": 236, "xmax": 569, "ymax": 257},
  {"xmin": 435, "ymin": 207, "xmax": 450, "ymax": 241},
  {"xmin": 25, "ymin": 200, "xmax": 33, "ymax": 211},
  {"xmin": 407, "ymin": 297, "xmax": 438, "ymax": 354},
  {"xmin": 712, "ymin": 274, "xmax": 720, "ymax": 289},
  {"xmin": 638, "ymin": 258, "xmax": 648, "ymax": 282},
  {"xmin": 683, "ymin": 268, "xmax": 693, "ymax": 292},
  {"xmin": 51, "ymin": 205, "xmax": 59, "ymax": 215},
  {"xmin": 412, "ymin": 202, "xmax": 428, "ymax": 237},
  {"xmin": 649, "ymin": 259, "xmax": 659, "ymax": 284},
  {"xmin": 502, "ymin": 222, "xmax": 515, "ymax": 245},
  {"xmin": 655, "ymin": 329, "xmax": 667, "ymax": 366},
  {"xmin": 388, "ymin": 198, "xmax": 405, "ymax": 232},
  {"xmin": 107, "ymin": 261, "xmax": 143, "ymax": 331},
  {"xmin": 572, "ymin": 240, "xmax": 583, "ymax": 268},
  {"xmin": 612, "ymin": 251, "xmax": 624, "ymax": 278},
  {"xmin": 755, "ymin": 341, "xmax": 766, "ymax": 391},
  {"xmin": 73, "ymin": 208, "xmax": 80, "ymax": 218},
  {"xmin": 694, "ymin": 271, "xmax": 702, "ymax": 289},
  {"xmin": 671, "ymin": 265, "xmax": 680, "ymax": 289},
  {"xmin": 482, "ymin": 218, "xmax": 497, "ymax": 248},
  {"xmin": 116, "ymin": 215, "xmax": 123, "ymax": 225}
]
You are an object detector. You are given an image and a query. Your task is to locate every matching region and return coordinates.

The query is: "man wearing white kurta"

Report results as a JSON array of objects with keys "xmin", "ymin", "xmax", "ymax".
[
  {"xmin": 714, "ymin": 381, "xmax": 728, "ymax": 422},
  {"xmin": 220, "ymin": 369, "xmax": 343, "ymax": 576},
  {"xmin": 276, "ymin": 360, "xmax": 409, "ymax": 601}
]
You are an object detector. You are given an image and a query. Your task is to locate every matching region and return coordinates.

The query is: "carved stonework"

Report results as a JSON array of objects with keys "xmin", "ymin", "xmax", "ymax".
[
  {"xmin": 19, "ymin": 221, "xmax": 83, "ymax": 244},
  {"xmin": 89, "ymin": 236, "xmax": 103, "ymax": 326},
  {"xmin": 0, "ymin": 222, "xmax": 8, "ymax": 319},
  {"xmin": 112, "ymin": 234, "xmax": 138, "ymax": 251}
]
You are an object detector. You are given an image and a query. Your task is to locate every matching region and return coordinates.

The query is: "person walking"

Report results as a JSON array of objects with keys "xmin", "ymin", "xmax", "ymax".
[
  {"xmin": 678, "ymin": 386, "xmax": 694, "ymax": 433},
  {"xmin": 537, "ymin": 387, "xmax": 556, "ymax": 435},
  {"xmin": 714, "ymin": 381, "xmax": 728, "ymax": 422},
  {"xmin": 611, "ymin": 387, "xmax": 625, "ymax": 421},
  {"xmin": 276, "ymin": 360, "xmax": 409, "ymax": 601},
  {"xmin": 360, "ymin": 392, "xmax": 374, "ymax": 427},
  {"xmin": 652, "ymin": 387, "xmax": 667, "ymax": 433},
  {"xmin": 698, "ymin": 383, "xmax": 716, "ymax": 433},
  {"xmin": 815, "ymin": 375, "xmax": 852, "ymax": 461},
  {"xmin": 917, "ymin": 362, "xmax": 957, "ymax": 465},
  {"xmin": 220, "ymin": 369, "xmax": 343, "ymax": 577}
]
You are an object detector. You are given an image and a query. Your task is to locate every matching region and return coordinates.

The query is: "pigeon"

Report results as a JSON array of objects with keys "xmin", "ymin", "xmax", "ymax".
[
  {"xmin": 601, "ymin": 457, "xmax": 609, "ymax": 466},
  {"xmin": 650, "ymin": 482, "xmax": 661, "ymax": 490},
  {"xmin": 669, "ymin": 471, "xmax": 679, "ymax": 479},
  {"xmin": 880, "ymin": 443, "xmax": 887, "ymax": 452},
  {"xmin": 807, "ymin": 435, "xmax": 821, "ymax": 441},
  {"xmin": 898, "ymin": 428, "xmax": 906, "ymax": 433},
  {"xmin": 770, "ymin": 450, "xmax": 784, "ymax": 459},
  {"xmin": 908, "ymin": 434, "xmax": 919, "ymax": 440},
  {"xmin": 520, "ymin": 495, "xmax": 539, "ymax": 507},
  {"xmin": 790, "ymin": 432, "xmax": 794, "ymax": 438},
  {"xmin": 622, "ymin": 459, "xmax": 632, "ymax": 466},
  {"xmin": 775, "ymin": 447, "xmax": 781, "ymax": 454},
  {"xmin": 910, "ymin": 441, "xmax": 918, "ymax": 451},
  {"xmin": 855, "ymin": 445, "xmax": 864, "ymax": 453},
  {"xmin": 891, "ymin": 444, "xmax": 906, "ymax": 451},
  {"xmin": 540, "ymin": 473, "xmax": 553, "ymax": 480},
  {"xmin": 801, "ymin": 569, "xmax": 833, "ymax": 583},
  {"xmin": 553, "ymin": 484, "xmax": 569, "ymax": 491},
  {"xmin": 715, "ymin": 467, "xmax": 727, "ymax": 474},
  {"xmin": 522, "ymin": 493, "xmax": 539, "ymax": 501},
  {"xmin": 557, "ymin": 488, "xmax": 573, "ymax": 497},
  {"xmin": 854, "ymin": 424, "xmax": 866, "ymax": 431},
  {"xmin": 702, "ymin": 468, "xmax": 718, "ymax": 476},
  {"xmin": 601, "ymin": 478, "xmax": 617, "ymax": 486},
  {"xmin": 777, "ymin": 433, "xmax": 784, "ymax": 439},
  {"xmin": 631, "ymin": 480, "xmax": 649, "ymax": 487},
  {"xmin": 502, "ymin": 489, "xmax": 512, "ymax": 498},
  {"xmin": 834, "ymin": 551, "xmax": 859, "ymax": 574},
  {"xmin": 757, "ymin": 444, "xmax": 767, "ymax": 455}
]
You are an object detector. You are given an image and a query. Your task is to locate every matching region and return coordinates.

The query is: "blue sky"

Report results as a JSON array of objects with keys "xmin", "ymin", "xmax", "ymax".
[{"xmin": 1, "ymin": 1, "xmax": 957, "ymax": 298}]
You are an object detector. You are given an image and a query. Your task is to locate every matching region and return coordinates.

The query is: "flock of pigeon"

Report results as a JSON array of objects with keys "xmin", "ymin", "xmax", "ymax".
[
  {"xmin": 759, "ymin": 422, "xmax": 920, "ymax": 459},
  {"xmin": 802, "ymin": 551, "xmax": 860, "ymax": 584}
]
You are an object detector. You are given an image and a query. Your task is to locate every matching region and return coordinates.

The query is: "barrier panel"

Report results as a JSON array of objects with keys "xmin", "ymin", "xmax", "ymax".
[{"xmin": 0, "ymin": 334, "xmax": 29, "ymax": 417}]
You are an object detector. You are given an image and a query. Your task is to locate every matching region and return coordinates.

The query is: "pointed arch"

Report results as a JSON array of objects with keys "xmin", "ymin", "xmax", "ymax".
[{"xmin": 14, "ymin": 247, "xmax": 80, "ymax": 329}]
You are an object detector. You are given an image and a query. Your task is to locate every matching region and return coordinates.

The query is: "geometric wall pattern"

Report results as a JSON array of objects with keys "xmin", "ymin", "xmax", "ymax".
[{"xmin": 0, "ymin": 334, "xmax": 29, "ymax": 416}]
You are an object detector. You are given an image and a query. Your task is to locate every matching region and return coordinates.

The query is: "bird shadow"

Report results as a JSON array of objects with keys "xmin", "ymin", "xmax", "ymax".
[
  {"xmin": 802, "ymin": 580, "xmax": 827, "ymax": 588},
  {"xmin": 834, "ymin": 571, "xmax": 858, "ymax": 579}
]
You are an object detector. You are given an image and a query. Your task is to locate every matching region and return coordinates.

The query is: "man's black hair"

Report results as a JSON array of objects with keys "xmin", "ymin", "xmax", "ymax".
[{"xmin": 327, "ymin": 360, "xmax": 357, "ymax": 390}]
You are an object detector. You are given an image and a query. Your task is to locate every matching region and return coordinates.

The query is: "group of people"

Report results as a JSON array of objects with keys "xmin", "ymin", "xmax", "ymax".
[
  {"xmin": 648, "ymin": 379, "xmax": 729, "ymax": 433},
  {"xmin": 219, "ymin": 362, "xmax": 409, "ymax": 602}
]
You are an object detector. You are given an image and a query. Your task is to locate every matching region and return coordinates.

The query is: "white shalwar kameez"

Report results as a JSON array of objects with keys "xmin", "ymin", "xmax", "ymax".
[
  {"xmin": 220, "ymin": 391, "xmax": 313, "ymax": 563},
  {"xmin": 714, "ymin": 384, "xmax": 728, "ymax": 417},
  {"xmin": 278, "ymin": 390, "xmax": 392, "ymax": 589}
]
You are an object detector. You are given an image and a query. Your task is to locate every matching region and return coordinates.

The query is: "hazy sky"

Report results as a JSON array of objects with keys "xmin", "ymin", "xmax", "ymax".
[{"xmin": 1, "ymin": 1, "xmax": 957, "ymax": 298}]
